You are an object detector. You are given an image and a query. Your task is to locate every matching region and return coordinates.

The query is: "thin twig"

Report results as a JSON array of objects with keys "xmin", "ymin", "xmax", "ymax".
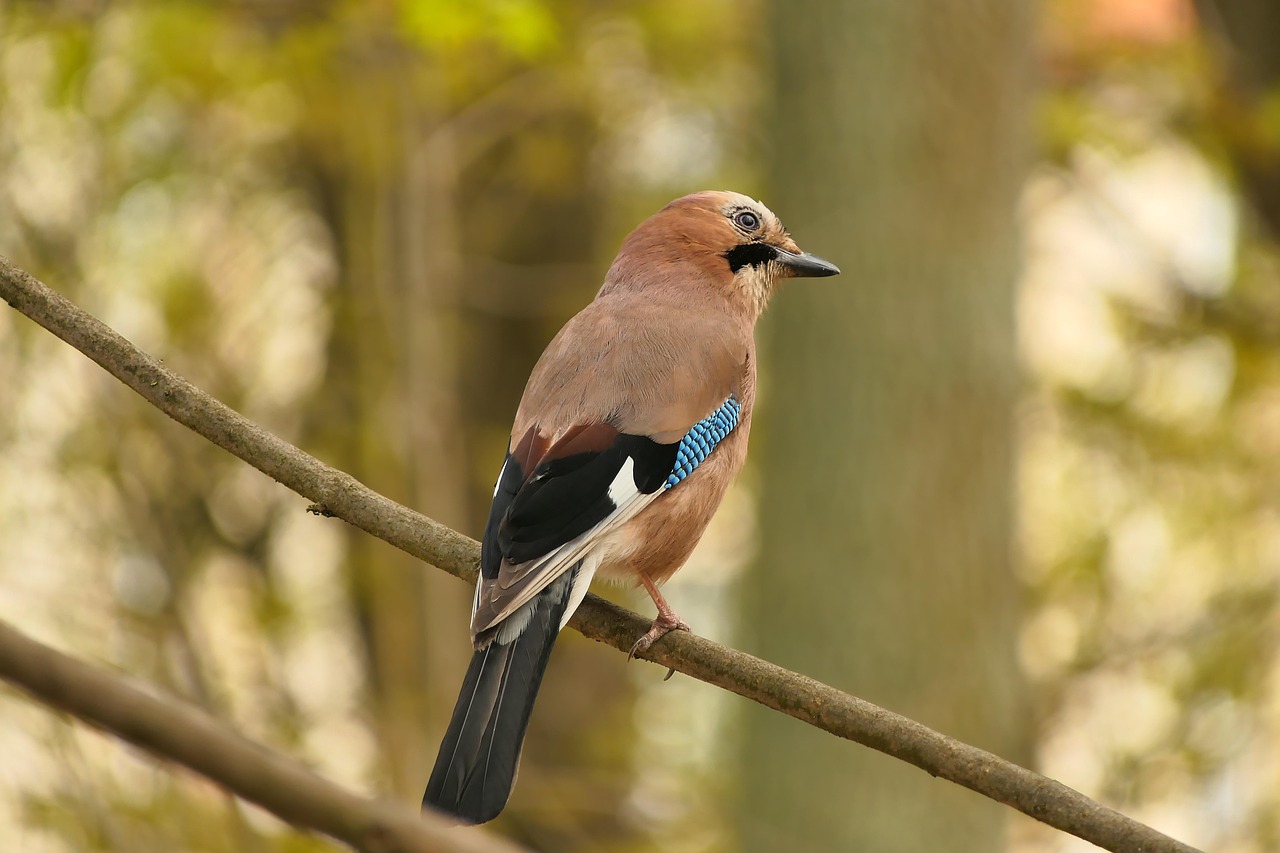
[{"xmin": 0, "ymin": 256, "xmax": 1203, "ymax": 853}]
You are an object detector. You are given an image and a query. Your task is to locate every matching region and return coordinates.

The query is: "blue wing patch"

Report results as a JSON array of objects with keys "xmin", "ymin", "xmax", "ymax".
[{"xmin": 666, "ymin": 396, "xmax": 742, "ymax": 489}]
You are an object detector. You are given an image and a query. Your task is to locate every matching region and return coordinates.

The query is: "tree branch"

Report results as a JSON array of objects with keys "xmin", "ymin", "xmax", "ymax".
[
  {"xmin": 0, "ymin": 619, "xmax": 525, "ymax": 853},
  {"xmin": 0, "ymin": 255, "xmax": 1202, "ymax": 853}
]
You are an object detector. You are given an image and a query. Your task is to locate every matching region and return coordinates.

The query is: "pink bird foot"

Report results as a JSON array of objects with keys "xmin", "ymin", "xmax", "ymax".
[
  {"xmin": 629, "ymin": 611, "xmax": 692, "ymax": 660},
  {"xmin": 630, "ymin": 574, "xmax": 691, "ymax": 680}
]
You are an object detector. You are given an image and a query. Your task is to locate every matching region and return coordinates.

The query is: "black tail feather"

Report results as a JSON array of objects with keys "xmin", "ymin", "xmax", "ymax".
[{"xmin": 423, "ymin": 566, "xmax": 578, "ymax": 823}]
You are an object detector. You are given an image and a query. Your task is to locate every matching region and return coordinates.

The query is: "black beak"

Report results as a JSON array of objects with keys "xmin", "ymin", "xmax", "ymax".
[{"xmin": 774, "ymin": 247, "xmax": 840, "ymax": 278}]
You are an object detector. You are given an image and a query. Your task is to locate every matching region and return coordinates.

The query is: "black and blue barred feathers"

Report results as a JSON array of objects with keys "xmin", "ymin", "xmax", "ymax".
[{"xmin": 666, "ymin": 396, "xmax": 742, "ymax": 489}]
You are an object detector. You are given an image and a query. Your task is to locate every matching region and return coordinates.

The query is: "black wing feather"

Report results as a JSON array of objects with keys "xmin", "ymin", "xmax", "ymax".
[
  {"xmin": 480, "ymin": 453, "xmax": 525, "ymax": 581},
  {"xmin": 496, "ymin": 432, "xmax": 677, "ymax": 565}
]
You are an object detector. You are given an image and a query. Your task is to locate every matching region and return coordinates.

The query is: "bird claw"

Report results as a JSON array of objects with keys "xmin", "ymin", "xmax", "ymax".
[{"xmin": 627, "ymin": 616, "xmax": 692, "ymax": 662}]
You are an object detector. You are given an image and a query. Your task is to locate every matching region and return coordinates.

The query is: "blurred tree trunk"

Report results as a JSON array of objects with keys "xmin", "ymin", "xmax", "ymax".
[
  {"xmin": 736, "ymin": 2, "xmax": 1032, "ymax": 851},
  {"xmin": 1195, "ymin": 0, "xmax": 1280, "ymax": 236},
  {"xmin": 307, "ymin": 36, "xmax": 473, "ymax": 801}
]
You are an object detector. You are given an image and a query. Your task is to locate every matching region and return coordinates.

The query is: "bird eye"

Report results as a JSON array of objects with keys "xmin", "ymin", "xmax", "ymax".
[{"xmin": 734, "ymin": 210, "xmax": 760, "ymax": 231}]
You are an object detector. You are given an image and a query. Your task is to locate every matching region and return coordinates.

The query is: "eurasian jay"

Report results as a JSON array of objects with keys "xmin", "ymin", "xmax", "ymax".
[{"xmin": 423, "ymin": 190, "xmax": 838, "ymax": 823}]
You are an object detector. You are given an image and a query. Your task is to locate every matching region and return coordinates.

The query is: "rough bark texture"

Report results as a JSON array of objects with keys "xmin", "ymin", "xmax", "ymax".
[{"xmin": 739, "ymin": 2, "xmax": 1033, "ymax": 850}]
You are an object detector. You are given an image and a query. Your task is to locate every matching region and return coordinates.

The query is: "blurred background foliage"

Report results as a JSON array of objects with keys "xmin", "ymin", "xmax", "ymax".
[{"xmin": 0, "ymin": 0, "xmax": 1278, "ymax": 851}]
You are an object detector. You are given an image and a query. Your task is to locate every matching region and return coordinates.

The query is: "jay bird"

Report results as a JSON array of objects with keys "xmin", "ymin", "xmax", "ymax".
[{"xmin": 423, "ymin": 190, "xmax": 838, "ymax": 823}]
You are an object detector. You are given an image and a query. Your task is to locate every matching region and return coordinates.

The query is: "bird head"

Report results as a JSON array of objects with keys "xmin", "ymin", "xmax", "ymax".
[{"xmin": 602, "ymin": 190, "xmax": 839, "ymax": 318}]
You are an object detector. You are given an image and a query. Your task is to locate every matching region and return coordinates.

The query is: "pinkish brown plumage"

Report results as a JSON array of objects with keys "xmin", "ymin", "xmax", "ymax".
[{"xmin": 424, "ymin": 190, "xmax": 838, "ymax": 824}]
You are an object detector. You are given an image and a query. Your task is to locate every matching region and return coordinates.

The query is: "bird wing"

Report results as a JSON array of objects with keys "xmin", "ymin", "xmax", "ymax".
[
  {"xmin": 470, "ymin": 396, "xmax": 744, "ymax": 643},
  {"xmin": 469, "ymin": 300, "xmax": 747, "ymax": 644},
  {"xmin": 471, "ymin": 422, "xmax": 675, "ymax": 641}
]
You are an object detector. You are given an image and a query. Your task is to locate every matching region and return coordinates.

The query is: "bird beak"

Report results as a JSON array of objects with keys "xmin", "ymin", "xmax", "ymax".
[{"xmin": 773, "ymin": 247, "xmax": 840, "ymax": 278}]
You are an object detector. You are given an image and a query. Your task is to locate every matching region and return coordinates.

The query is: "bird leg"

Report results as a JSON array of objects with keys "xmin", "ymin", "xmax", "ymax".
[{"xmin": 629, "ymin": 574, "xmax": 691, "ymax": 663}]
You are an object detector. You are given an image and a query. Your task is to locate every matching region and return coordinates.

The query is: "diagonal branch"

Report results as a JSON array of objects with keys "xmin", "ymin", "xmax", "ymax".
[
  {"xmin": 0, "ymin": 619, "xmax": 526, "ymax": 853},
  {"xmin": 0, "ymin": 255, "xmax": 1202, "ymax": 853}
]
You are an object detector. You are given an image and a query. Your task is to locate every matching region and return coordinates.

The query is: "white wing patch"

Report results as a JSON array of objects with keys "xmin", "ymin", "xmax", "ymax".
[
  {"xmin": 491, "ymin": 458, "xmax": 508, "ymax": 498},
  {"xmin": 471, "ymin": 574, "xmax": 483, "ymax": 621},
  {"xmin": 608, "ymin": 458, "xmax": 636, "ymax": 506},
  {"xmin": 559, "ymin": 551, "xmax": 602, "ymax": 631}
]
